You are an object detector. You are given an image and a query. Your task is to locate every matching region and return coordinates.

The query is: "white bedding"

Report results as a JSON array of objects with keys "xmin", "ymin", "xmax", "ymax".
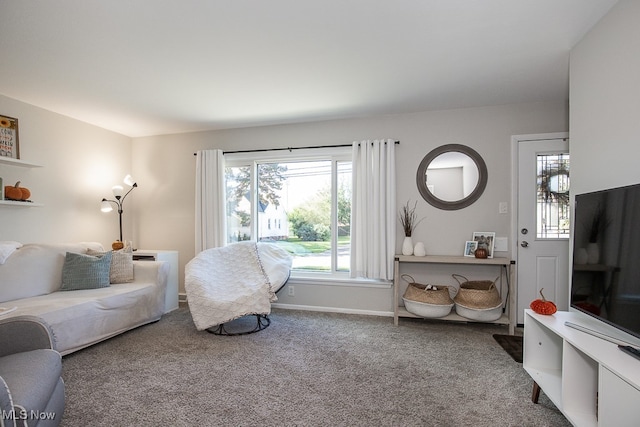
[{"xmin": 185, "ymin": 241, "xmax": 291, "ymax": 331}]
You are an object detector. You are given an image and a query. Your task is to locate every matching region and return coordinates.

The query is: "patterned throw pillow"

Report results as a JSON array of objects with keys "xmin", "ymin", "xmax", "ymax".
[
  {"xmin": 61, "ymin": 251, "xmax": 112, "ymax": 291},
  {"xmin": 87, "ymin": 246, "xmax": 134, "ymax": 284}
]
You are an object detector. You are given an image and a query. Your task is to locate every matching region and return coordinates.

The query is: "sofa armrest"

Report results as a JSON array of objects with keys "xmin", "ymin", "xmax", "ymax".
[
  {"xmin": 0, "ymin": 316, "xmax": 56, "ymax": 358},
  {"xmin": 133, "ymin": 260, "xmax": 169, "ymax": 288}
]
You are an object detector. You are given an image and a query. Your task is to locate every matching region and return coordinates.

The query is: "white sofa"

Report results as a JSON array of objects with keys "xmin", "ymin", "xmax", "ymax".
[{"xmin": 0, "ymin": 242, "xmax": 169, "ymax": 355}]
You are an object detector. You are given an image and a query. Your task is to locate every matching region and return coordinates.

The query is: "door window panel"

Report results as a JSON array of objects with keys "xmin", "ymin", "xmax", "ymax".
[{"xmin": 537, "ymin": 153, "xmax": 570, "ymax": 239}]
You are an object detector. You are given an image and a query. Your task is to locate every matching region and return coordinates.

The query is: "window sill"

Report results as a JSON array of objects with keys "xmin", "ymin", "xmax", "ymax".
[{"xmin": 287, "ymin": 273, "xmax": 392, "ymax": 289}]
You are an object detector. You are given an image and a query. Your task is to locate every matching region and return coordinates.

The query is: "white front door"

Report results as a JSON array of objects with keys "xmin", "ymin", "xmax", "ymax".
[{"xmin": 514, "ymin": 134, "xmax": 570, "ymax": 324}]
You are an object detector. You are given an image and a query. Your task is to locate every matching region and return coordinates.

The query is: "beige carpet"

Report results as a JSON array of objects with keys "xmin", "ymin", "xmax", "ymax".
[{"xmin": 60, "ymin": 307, "xmax": 569, "ymax": 426}]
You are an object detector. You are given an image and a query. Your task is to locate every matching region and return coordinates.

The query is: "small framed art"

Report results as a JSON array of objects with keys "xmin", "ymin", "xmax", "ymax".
[
  {"xmin": 0, "ymin": 115, "xmax": 19, "ymax": 159},
  {"xmin": 463, "ymin": 240, "xmax": 478, "ymax": 257},
  {"xmin": 472, "ymin": 232, "xmax": 495, "ymax": 258}
]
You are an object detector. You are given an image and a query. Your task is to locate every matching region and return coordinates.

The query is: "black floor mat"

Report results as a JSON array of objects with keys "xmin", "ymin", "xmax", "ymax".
[{"xmin": 493, "ymin": 334, "xmax": 523, "ymax": 363}]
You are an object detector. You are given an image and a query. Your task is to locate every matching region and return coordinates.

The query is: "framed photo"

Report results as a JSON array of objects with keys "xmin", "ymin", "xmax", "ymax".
[
  {"xmin": 472, "ymin": 232, "xmax": 496, "ymax": 258},
  {"xmin": 0, "ymin": 115, "xmax": 19, "ymax": 159},
  {"xmin": 463, "ymin": 240, "xmax": 478, "ymax": 257}
]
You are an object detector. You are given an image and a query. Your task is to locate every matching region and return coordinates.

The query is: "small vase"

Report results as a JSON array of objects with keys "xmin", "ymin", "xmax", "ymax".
[
  {"xmin": 414, "ymin": 242, "xmax": 426, "ymax": 256},
  {"xmin": 586, "ymin": 242, "xmax": 600, "ymax": 264},
  {"xmin": 402, "ymin": 236, "xmax": 414, "ymax": 256},
  {"xmin": 575, "ymin": 247, "xmax": 588, "ymax": 265}
]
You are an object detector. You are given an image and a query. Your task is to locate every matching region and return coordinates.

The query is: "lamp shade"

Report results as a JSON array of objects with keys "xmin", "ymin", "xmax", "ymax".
[
  {"xmin": 101, "ymin": 200, "xmax": 113, "ymax": 212},
  {"xmin": 123, "ymin": 174, "xmax": 136, "ymax": 187},
  {"xmin": 112, "ymin": 185, "xmax": 124, "ymax": 198}
]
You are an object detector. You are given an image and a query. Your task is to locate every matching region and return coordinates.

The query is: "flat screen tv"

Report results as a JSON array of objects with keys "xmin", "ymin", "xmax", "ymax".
[{"xmin": 571, "ymin": 182, "xmax": 640, "ymax": 341}]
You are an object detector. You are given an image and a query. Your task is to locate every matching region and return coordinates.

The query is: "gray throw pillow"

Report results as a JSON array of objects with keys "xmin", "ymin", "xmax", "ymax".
[
  {"xmin": 87, "ymin": 246, "xmax": 134, "ymax": 284},
  {"xmin": 60, "ymin": 251, "xmax": 112, "ymax": 291}
]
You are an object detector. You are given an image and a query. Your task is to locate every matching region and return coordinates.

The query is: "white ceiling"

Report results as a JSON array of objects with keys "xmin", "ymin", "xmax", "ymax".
[{"xmin": 0, "ymin": 1, "xmax": 617, "ymax": 138}]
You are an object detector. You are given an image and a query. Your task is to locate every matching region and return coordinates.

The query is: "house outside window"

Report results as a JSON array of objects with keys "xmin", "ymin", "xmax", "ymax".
[{"xmin": 225, "ymin": 148, "xmax": 351, "ymax": 276}]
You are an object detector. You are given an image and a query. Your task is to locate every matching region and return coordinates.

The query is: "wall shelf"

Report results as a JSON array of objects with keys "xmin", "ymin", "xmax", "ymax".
[
  {"xmin": 1, "ymin": 156, "xmax": 43, "ymax": 206},
  {"xmin": 0, "ymin": 200, "xmax": 43, "ymax": 207},
  {"xmin": 0, "ymin": 157, "xmax": 42, "ymax": 168}
]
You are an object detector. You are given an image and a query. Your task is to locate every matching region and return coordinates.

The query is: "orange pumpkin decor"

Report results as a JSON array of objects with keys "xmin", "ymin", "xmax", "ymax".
[
  {"xmin": 4, "ymin": 181, "xmax": 31, "ymax": 201},
  {"xmin": 530, "ymin": 288, "xmax": 557, "ymax": 315},
  {"xmin": 474, "ymin": 247, "xmax": 488, "ymax": 259}
]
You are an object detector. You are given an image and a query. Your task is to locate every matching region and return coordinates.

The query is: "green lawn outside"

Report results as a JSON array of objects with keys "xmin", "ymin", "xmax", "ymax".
[{"xmin": 275, "ymin": 236, "xmax": 350, "ymax": 254}]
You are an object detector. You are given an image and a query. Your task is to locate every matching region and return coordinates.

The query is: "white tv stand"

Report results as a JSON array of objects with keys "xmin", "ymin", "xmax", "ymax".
[
  {"xmin": 564, "ymin": 321, "xmax": 638, "ymax": 347},
  {"xmin": 523, "ymin": 310, "xmax": 640, "ymax": 426}
]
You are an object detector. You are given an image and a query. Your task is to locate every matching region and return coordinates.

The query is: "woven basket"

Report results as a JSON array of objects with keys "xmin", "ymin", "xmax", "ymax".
[
  {"xmin": 402, "ymin": 275, "xmax": 456, "ymax": 305},
  {"xmin": 401, "ymin": 274, "xmax": 455, "ymax": 318},
  {"xmin": 452, "ymin": 274, "xmax": 502, "ymax": 309}
]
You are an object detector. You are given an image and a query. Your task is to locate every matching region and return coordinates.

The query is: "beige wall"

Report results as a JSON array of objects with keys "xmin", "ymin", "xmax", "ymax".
[
  {"xmin": 132, "ymin": 101, "xmax": 568, "ymax": 311},
  {"xmin": 566, "ymin": 0, "xmax": 640, "ymax": 342},
  {"xmin": 570, "ymin": 0, "xmax": 640, "ymax": 195},
  {"xmin": 0, "ymin": 92, "xmax": 568, "ymax": 315},
  {"xmin": 0, "ymin": 95, "xmax": 132, "ymax": 246}
]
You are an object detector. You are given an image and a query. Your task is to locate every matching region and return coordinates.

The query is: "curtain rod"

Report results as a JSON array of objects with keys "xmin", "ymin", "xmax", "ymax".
[{"xmin": 193, "ymin": 140, "xmax": 399, "ymax": 156}]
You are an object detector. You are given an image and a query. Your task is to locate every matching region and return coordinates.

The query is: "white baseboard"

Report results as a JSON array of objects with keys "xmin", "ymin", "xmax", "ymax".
[
  {"xmin": 180, "ymin": 293, "xmax": 393, "ymax": 318},
  {"xmin": 271, "ymin": 302, "xmax": 393, "ymax": 318}
]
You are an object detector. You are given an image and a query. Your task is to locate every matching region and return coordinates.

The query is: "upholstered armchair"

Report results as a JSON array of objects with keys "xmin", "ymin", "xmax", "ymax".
[{"xmin": 0, "ymin": 315, "xmax": 64, "ymax": 427}]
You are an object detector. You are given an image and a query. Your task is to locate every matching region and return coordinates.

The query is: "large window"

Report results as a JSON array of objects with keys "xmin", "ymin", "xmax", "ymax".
[{"xmin": 225, "ymin": 150, "xmax": 351, "ymax": 275}]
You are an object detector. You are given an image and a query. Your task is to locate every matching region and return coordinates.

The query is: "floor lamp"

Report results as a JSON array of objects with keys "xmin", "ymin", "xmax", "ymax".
[{"xmin": 101, "ymin": 174, "xmax": 137, "ymax": 250}]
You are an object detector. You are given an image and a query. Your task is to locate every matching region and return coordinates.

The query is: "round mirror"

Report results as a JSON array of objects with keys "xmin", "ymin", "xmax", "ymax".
[{"xmin": 416, "ymin": 144, "xmax": 488, "ymax": 210}]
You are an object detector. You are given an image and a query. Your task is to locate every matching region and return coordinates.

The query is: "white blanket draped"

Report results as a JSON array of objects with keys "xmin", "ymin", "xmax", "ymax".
[{"xmin": 185, "ymin": 242, "xmax": 289, "ymax": 331}]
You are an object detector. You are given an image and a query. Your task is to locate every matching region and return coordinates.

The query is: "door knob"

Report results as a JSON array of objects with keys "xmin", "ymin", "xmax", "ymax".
[{"xmin": 521, "ymin": 241, "xmax": 529, "ymax": 248}]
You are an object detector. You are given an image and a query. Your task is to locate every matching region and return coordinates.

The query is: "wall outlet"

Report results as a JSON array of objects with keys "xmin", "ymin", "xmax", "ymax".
[
  {"xmin": 499, "ymin": 202, "xmax": 508, "ymax": 214},
  {"xmin": 288, "ymin": 285, "xmax": 295, "ymax": 297}
]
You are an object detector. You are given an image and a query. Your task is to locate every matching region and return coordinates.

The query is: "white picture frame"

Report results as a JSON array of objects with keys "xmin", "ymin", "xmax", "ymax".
[
  {"xmin": 472, "ymin": 232, "xmax": 496, "ymax": 258},
  {"xmin": 463, "ymin": 240, "xmax": 477, "ymax": 257}
]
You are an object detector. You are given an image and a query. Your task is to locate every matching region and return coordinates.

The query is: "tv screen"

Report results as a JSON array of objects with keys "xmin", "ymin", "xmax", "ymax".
[{"xmin": 571, "ymin": 183, "xmax": 640, "ymax": 339}]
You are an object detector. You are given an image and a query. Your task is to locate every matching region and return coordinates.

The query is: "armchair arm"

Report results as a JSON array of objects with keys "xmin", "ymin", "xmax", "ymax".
[
  {"xmin": 0, "ymin": 376, "xmax": 16, "ymax": 427},
  {"xmin": 0, "ymin": 315, "xmax": 56, "ymax": 358}
]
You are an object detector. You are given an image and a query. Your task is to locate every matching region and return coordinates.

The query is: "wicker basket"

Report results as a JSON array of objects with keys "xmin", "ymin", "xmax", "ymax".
[
  {"xmin": 452, "ymin": 274, "xmax": 502, "ymax": 321},
  {"xmin": 401, "ymin": 274, "xmax": 455, "ymax": 318}
]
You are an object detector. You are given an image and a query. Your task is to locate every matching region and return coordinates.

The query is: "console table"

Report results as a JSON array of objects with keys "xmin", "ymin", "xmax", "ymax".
[
  {"xmin": 393, "ymin": 255, "xmax": 515, "ymax": 334},
  {"xmin": 524, "ymin": 310, "xmax": 640, "ymax": 426}
]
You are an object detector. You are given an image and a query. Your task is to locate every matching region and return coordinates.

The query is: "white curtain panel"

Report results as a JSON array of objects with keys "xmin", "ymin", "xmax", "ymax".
[
  {"xmin": 350, "ymin": 139, "xmax": 396, "ymax": 280},
  {"xmin": 195, "ymin": 150, "xmax": 226, "ymax": 252}
]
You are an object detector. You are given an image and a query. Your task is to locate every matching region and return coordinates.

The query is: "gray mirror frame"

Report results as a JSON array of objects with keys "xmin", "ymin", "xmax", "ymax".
[{"xmin": 416, "ymin": 144, "xmax": 488, "ymax": 210}]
